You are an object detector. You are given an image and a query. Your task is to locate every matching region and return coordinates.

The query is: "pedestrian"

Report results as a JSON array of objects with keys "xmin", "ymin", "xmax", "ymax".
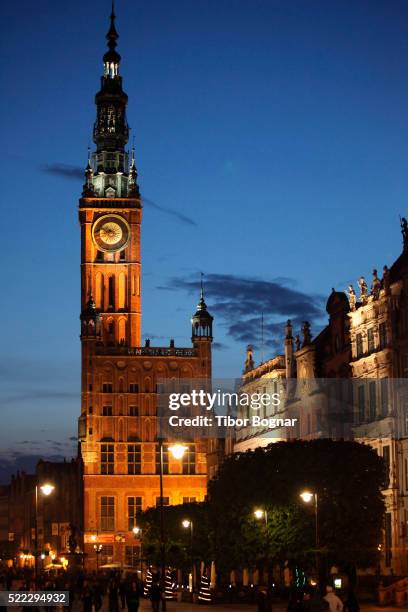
[
  {"xmin": 108, "ymin": 577, "xmax": 120, "ymax": 612},
  {"xmin": 126, "ymin": 579, "xmax": 141, "ymax": 612},
  {"xmin": 344, "ymin": 589, "xmax": 359, "ymax": 612},
  {"xmin": 150, "ymin": 577, "xmax": 162, "ymax": 612},
  {"xmin": 119, "ymin": 578, "xmax": 127, "ymax": 609},
  {"xmin": 93, "ymin": 581, "xmax": 103, "ymax": 612},
  {"xmin": 324, "ymin": 587, "xmax": 343, "ymax": 612},
  {"xmin": 81, "ymin": 582, "xmax": 93, "ymax": 612}
]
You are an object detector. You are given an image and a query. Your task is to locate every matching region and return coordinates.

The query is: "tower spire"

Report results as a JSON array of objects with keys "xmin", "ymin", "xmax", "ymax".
[{"xmin": 104, "ymin": 1, "xmax": 120, "ymax": 68}]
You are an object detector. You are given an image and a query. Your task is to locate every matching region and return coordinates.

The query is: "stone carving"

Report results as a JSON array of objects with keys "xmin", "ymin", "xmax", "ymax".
[
  {"xmin": 383, "ymin": 265, "xmax": 390, "ymax": 294},
  {"xmin": 302, "ymin": 321, "xmax": 312, "ymax": 347},
  {"xmin": 371, "ymin": 269, "xmax": 381, "ymax": 300},
  {"xmin": 347, "ymin": 285, "xmax": 356, "ymax": 311},
  {"xmin": 358, "ymin": 277, "xmax": 368, "ymax": 304}
]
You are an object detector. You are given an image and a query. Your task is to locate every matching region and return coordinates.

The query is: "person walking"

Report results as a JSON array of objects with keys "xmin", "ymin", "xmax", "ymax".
[
  {"xmin": 126, "ymin": 579, "xmax": 141, "ymax": 612},
  {"xmin": 324, "ymin": 587, "xmax": 343, "ymax": 612},
  {"xmin": 81, "ymin": 582, "xmax": 93, "ymax": 612},
  {"xmin": 119, "ymin": 578, "xmax": 127, "ymax": 610},
  {"xmin": 108, "ymin": 577, "xmax": 120, "ymax": 612},
  {"xmin": 150, "ymin": 577, "xmax": 162, "ymax": 612}
]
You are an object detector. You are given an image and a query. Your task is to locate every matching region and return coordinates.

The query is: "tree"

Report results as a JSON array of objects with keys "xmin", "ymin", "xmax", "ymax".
[
  {"xmin": 139, "ymin": 440, "xmax": 385, "ymax": 583},
  {"xmin": 208, "ymin": 440, "xmax": 385, "ymax": 575},
  {"xmin": 138, "ymin": 501, "xmax": 213, "ymax": 570}
]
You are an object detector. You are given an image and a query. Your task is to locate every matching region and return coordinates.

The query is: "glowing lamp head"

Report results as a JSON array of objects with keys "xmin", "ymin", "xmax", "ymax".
[
  {"xmin": 182, "ymin": 519, "xmax": 191, "ymax": 529},
  {"xmin": 90, "ymin": 534, "xmax": 97, "ymax": 542},
  {"xmin": 168, "ymin": 444, "xmax": 188, "ymax": 460},
  {"xmin": 40, "ymin": 483, "xmax": 55, "ymax": 496},
  {"xmin": 300, "ymin": 491, "xmax": 314, "ymax": 503},
  {"xmin": 254, "ymin": 509, "xmax": 264, "ymax": 520},
  {"xmin": 132, "ymin": 526, "xmax": 141, "ymax": 536}
]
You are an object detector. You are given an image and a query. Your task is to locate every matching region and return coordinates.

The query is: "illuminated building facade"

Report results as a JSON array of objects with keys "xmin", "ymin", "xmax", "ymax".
[
  {"xmin": 234, "ymin": 222, "xmax": 408, "ymax": 575},
  {"xmin": 77, "ymin": 8, "xmax": 213, "ymax": 569}
]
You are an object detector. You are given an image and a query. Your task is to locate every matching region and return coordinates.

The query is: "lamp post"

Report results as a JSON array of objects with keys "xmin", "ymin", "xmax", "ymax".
[
  {"xmin": 159, "ymin": 441, "xmax": 187, "ymax": 612},
  {"xmin": 254, "ymin": 509, "xmax": 272, "ymax": 612},
  {"xmin": 132, "ymin": 527, "xmax": 143, "ymax": 575},
  {"xmin": 34, "ymin": 483, "xmax": 55, "ymax": 585},
  {"xmin": 182, "ymin": 519, "xmax": 194, "ymax": 591},
  {"xmin": 300, "ymin": 491, "xmax": 319, "ymax": 580}
]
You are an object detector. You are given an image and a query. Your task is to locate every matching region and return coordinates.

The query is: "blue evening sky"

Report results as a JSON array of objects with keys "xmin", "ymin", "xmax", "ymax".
[{"xmin": 1, "ymin": 0, "xmax": 408, "ymax": 478}]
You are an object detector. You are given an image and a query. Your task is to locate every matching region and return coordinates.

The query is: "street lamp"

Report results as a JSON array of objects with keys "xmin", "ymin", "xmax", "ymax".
[
  {"xmin": 254, "ymin": 508, "xmax": 268, "ymax": 524},
  {"xmin": 93, "ymin": 543, "xmax": 102, "ymax": 570},
  {"xmin": 300, "ymin": 490, "xmax": 319, "ymax": 579},
  {"xmin": 34, "ymin": 483, "xmax": 55, "ymax": 584},
  {"xmin": 254, "ymin": 508, "xmax": 271, "ymax": 612},
  {"xmin": 158, "ymin": 440, "xmax": 187, "ymax": 611},
  {"xmin": 132, "ymin": 526, "xmax": 141, "ymax": 537},
  {"xmin": 182, "ymin": 519, "xmax": 194, "ymax": 591}
]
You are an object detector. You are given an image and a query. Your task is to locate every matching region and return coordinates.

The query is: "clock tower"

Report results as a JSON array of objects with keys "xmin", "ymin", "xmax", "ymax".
[
  {"xmin": 80, "ymin": 6, "xmax": 141, "ymax": 349},
  {"xmin": 78, "ymin": 6, "xmax": 213, "ymax": 569}
]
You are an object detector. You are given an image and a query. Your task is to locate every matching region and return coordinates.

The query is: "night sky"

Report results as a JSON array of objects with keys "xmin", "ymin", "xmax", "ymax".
[{"xmin": 2, "ymin": 0, "xmax": 408, "ymax": 480}]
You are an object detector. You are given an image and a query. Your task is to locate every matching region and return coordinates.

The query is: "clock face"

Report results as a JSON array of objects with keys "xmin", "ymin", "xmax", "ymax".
[{"xmin": 92, "ymin": 214, "xmax": 130, "ymax": 252}]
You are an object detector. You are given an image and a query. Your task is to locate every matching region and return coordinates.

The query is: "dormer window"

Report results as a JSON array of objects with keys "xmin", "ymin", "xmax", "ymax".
[{"xmin": 105, "ymin": 186, "xmax": 116, "ymax": 198}]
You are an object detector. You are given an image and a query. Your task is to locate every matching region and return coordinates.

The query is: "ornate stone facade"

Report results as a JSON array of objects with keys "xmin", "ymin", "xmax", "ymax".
[{"xmin": 233, "ymin": 221, "xmax": 408, "ymax": 576}]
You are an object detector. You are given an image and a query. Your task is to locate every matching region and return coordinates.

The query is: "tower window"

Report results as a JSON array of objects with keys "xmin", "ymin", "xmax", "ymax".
[
  {"xmin": 156, "ymin": 497, "xmax": 169, "ymax": 507},
  {"xmin": 183, "ymin": 497, "xmax": 196, "ymax": 504},
  {"xmin": 129, "ymin": 406, "xmax": 139, "ymax": 416},
  {"xmin": 101, "ymin": 444, "xmax": 114, "ymax": 475},
  {"xmin": 96, "ymin": 250, "xmax": 103, "ymax": 261},
  {"xmin": 129, "ymin": 383, "xmax": 139, "ymax": 393},
  {"xmin": 100, "ymin": 496, "xmax": 115, "ymax": 531},
  {"xmin": 128, "ymin": 444, "xmax": 142, "ymax": 475},
  {"xmin": 125, "ymin": 546, "xmax": 141, "ymax": 568},
  {"xmin": 182, "ymin": 444, "xmax": 196, "ymax": 475},
  {"xmin": 108, "ymin": 277, "xmax": 115, "ymax": 308},
  {"xmin": 367, "ymin": 328, "xmax": 375, "ymax": 353},
  {"xmin": 120, "ymin": 250, "xmax": 126, "ymax": 261},
  {"xmin": 102, "ymin": 406, "xmax": 113, "ymax": 416},
  {"xmin": 356, "ymin": 333, "xmax": 363, "ymax": 358},
  {"xmin": 127, "ymin": 497, "xmax": 142, "ymax": 531},
  {"xmin": 369, "ymin": 381, "xmax": 377, "ymax": 420},
  {"xmin": 156, "ymin": 445, "xmax": 169, "ymax": 475},
  {"xmin": 102, "ymin": 383, "xmax": 113, "ymax": 393},
  {"xmin": 379, "ymin": 323, "xmax": 387, "ymax": 349}
]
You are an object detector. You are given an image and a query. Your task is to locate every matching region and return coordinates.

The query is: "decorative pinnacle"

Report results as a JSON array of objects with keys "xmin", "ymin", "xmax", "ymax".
[{"xmin": 103, "ymin": 0, "xmax": 121, "ymax": 66}]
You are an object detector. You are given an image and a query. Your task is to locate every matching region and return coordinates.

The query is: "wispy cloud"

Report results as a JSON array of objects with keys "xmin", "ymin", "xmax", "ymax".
[
  {"xmin": 160, "ymin": 273, "xmax": 325, "ymax": 351},
  {"xmin": 141, "ymin": 197, "xmax": 196, "ymax": 227},
  {"xmin": 41, "ymin": 163, "xmax": 83, "ymax": 180},
  {"xmin": 40, "ymin": 163, "xmax": 196, "ymax": 226}
]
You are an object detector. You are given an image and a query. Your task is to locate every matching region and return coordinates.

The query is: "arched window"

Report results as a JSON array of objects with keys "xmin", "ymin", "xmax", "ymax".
[{"xmin": 119, "ymin": 273, "xmax": 126, "ymax": 310}]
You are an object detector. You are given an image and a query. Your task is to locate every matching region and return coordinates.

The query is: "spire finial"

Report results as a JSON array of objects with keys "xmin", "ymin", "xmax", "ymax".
[
  {"xmin": 103, "ymin": 0, "xmax": 121, "ymax": 70},
  {"xmin": 200, "ymin": 272, "xmax": 204, "ymax": 300}
]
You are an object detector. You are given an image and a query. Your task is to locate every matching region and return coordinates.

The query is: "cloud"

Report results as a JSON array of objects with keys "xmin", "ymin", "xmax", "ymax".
[
  {"xmin": 212, "ymin": 342, "xmax": 228, "ymax": 351},
  {"xmin": 160, "ymin": 273, "xmax": 326, "ymax": 351},
  {"xmin": 0, "ymin": 389, "xmax": 78, "ymax": 407},
  {"xmin": 41, "ymin": 163, "xmax": 83, "ymax": 180},
  {"xmin": 141, "ymin": 197, "xmax": 196, "ymax": 227},
  {"xmin": 0, "ymin": 453, "xmax": 74, "ymax": 484}
]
